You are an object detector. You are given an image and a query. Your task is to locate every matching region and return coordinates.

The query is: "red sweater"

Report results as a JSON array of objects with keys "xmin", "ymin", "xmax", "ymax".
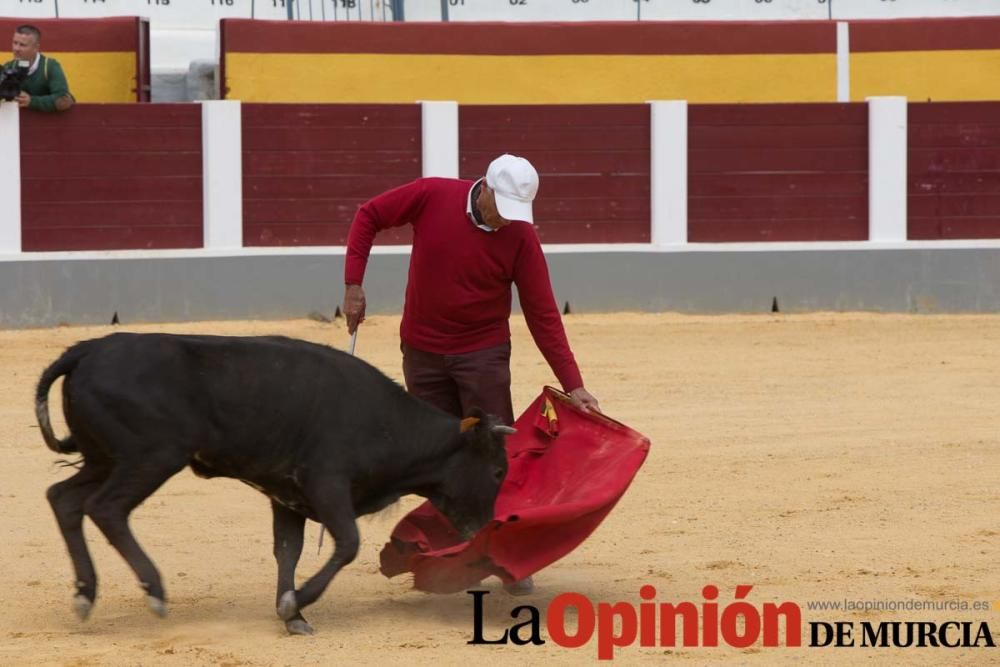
[{"xmin": 345, "ymin": 177, "xmax": 584, "ymax": 392}]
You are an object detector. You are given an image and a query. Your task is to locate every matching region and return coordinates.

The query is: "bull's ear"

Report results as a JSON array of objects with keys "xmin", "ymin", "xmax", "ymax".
[{"xmin": 460, "ymin": 417, "xmax": 480, "ymax": 433}]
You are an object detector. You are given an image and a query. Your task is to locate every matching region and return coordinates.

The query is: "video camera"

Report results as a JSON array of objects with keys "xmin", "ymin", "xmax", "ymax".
[{"xmin": 0, "ymin": 60, "xmax": 30, "ymax": 102}]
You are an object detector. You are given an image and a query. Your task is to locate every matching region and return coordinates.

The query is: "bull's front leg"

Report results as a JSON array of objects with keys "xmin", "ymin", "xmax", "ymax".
[
  {"xmin": 271, "ymin": 500, "xmax": 312, "ymax": 635},
  {"xmin": 277, "ymin": 479, "xmax": 359, "ymax": 625}
]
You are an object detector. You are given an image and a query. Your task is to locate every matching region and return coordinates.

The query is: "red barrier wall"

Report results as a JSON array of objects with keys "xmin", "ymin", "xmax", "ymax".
[
  {"xmin": 20, "ymin": 105, "xmax": 201, "ymax": 251},
  {"xmin": 908, "ymin": 102, "xmax": 1000, "ymax": 240},
  {"xmin": 241, "ymin": 104, "xmax": 421, "ymax": 246},
  {"xmin": 688, "ymin": 103, "xmax": 869, "ymax": 242},
  {"xmin": 18, "ymin": 101, "xmax": 1000, "ymax": 251},
  {"xmin": 221, "ymin": 20, "xmax": 836, "ymax": 104},
  {"xmin": 850, "ymin": 17, "xmax": 1000, "ymax": 102},
  {"xmin": 459, "ymin": 105, "xmax": 650, "ymax": 244}
]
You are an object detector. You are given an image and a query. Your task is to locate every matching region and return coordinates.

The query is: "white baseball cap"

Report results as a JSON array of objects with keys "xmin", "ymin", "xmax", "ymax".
[{"xmin": 486, "ymin": 154, "xmax": 538, "ymax": 223}]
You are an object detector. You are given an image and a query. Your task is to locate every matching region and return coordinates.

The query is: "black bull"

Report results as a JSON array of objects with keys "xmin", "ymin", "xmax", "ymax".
[{"xmin": 35, "ymin": 333, "xmax": 514, "ymax": 635}]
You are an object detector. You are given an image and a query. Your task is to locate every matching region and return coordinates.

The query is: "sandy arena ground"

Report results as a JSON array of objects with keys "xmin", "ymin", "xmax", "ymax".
[{"xmin": 0, "ymin": 312, "xmax": 998, "ymax": 666}]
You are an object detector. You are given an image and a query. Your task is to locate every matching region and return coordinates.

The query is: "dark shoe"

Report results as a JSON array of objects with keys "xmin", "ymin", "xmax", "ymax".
[{"xmin": 503, "ymin": 576, "xmax": 534, "ymax": 596}]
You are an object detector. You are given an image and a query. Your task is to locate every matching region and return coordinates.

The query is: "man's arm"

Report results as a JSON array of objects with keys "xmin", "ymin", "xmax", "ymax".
[
  {"xmin": 25, "ymin": 57, "xmax": 73, "ymax": 113},
  {"xmin": 343, "ymin": 178, "xmax": 428, "ymax": 333},
  {"xmin": 513, "ymin": 233, "xmax": 600, "ymax": 412}
]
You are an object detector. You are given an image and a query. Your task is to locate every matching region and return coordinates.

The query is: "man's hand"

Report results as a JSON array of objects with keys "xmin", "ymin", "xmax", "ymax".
[
  {"xmin": 15, "ymin": 92, "xmax": 30, "ymax": 108},
  {"xmin": 568, "ymin": 387, "xmax": 600, "ymax": 413},
  {"xmin": 343, "ymin": 284, "xmax": 366, "ymax": 334}
]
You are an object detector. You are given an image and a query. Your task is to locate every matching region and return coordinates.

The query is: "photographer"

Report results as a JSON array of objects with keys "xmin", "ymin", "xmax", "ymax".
[{"xmin": 5, "ymin": 24, "xmax": 73, "ymax": 112}]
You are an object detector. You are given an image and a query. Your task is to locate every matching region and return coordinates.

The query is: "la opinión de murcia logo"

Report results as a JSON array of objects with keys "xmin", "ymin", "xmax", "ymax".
[
  {"xmin": 811, "ymin": 621, "xmax": 996, "ymax": 649},
  {"xmin": 469, "ymin": 585, "xmax": 801, "ymax": 659},
  {"xmin": 467, "ymin": 585, "xmax": 997, "ymax": 659}
]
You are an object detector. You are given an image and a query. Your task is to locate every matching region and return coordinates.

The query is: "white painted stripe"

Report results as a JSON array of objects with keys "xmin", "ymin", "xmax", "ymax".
[
  {"xmin": 867, "ymin": 96, "xmax": 908, "ymax": 242},
  {"xmin": 6, "ymin": 239, "xmax": 1000, "ymax": 264},
  {"xmin": 541, "ymin": 239, "xmax": 1000, "ymax": 253},
  {"xmin": 649, "ymin": 100, "xmax": 688, "ymax": 246},
  {"xmin": 1, "ymin": 246, "xmax": 353, "ymax": 262},
  {"xmin": 836, "ymin": 22, "xmax": 851, "ymax": 102},
  {"xmin": 202, "ymin": 101, "xmax": 244, "ymax": 249},
  {"xmin": 420, "ymin": 100, "xmax": 459, "ymax": 178},
  {"xmin": 0, "ymin": 103, "xmax": 21, "ymax": 253}
]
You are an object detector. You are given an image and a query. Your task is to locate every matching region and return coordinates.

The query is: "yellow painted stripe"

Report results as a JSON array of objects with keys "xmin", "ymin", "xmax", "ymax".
[
  {"xmin": 851, "ymin": 50, "xmax": 1000, "ymax": 102},
  {"xmin": 48, "ymin": 51, "xmax": 137, "ymax": 103},
  {"xmin": 226, "ymin": 53, "xmax": 837, "ymax": 104}
]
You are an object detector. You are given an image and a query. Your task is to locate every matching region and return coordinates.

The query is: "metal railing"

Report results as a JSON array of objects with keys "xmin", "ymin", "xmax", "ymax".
[{"xmin": 285, "ymin": 0, "xmax": 403, "ymax": 21}]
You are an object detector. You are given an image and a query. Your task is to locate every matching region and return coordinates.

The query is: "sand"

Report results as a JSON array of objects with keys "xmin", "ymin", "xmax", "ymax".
[{"xmin": 1, "ymin": 312, "xmax": 997, "ymax": 665}]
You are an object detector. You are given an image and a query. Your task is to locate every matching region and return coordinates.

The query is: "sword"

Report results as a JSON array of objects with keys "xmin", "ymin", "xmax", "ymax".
[{"xmin": 319, "ymin": 326, "xmax": 358, "ymax": 555}]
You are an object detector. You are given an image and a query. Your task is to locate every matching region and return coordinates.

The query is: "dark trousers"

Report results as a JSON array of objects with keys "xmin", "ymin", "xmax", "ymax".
[{"xmin": 402, "ymin": 342, "xmax": 515, "ymax": 426}]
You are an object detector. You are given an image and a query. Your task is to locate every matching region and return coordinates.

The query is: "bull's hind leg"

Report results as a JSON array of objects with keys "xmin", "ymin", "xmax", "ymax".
[
  {"xmin": 46, "ymin": 462, "xmax": 110, "ymax": 620},
  {"xmin": 271, "ymin": 500, "xmax": 313, "ymax": 635},
  {"xmin": 277, "ymin": 480, "xmax": 359, "ymax": 625},
  {"xmin": 83, "ymin": 455, "xmax": 187, "ymax": 617}
]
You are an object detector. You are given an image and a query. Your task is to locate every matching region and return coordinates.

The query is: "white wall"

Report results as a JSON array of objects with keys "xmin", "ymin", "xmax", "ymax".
[
  {"xmin": 640, "ymin": 0, "xmax": 828, "ymax": 21},
  {"xmin": 5, "ymin": 0, "xmax": 994, "ymax": 28},
  {"xmin": 0, "ymin": 102, "xmax": 20, "ymax": 254},
  {"xmin": 0, "ymin": 0, "xmax": 395, "ymax": 27},
  {"xmin": 409, "ymin": 0, "xmax": 999, "ymax": 22},
  {"xmin": 832, "ymin": 0, "xmax": 1000, "ymax": 19},
  {"xmin": 428, "ymin": 0, "xmax": 636, "ymax": 21}
]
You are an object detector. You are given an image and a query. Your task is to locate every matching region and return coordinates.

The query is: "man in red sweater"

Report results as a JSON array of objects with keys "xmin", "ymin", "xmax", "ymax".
[{"xmin": 343, "ymin": 154, "xmax": 600, "ymax": 594}]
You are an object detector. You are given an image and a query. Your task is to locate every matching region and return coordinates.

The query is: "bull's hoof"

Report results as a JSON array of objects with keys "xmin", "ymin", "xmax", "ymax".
[
  {"xmin": 146, "ymin": 595, "xmax": 168, "ymax": 618},
  {"xmin": 277, "ymin": 590, "xmax": 298, "ymax": 621},
  {"xmin": 286, "ymin": 618, "xmax": 315, "ymax": 636},
  {"xmin": 72, "ymin": 594, "xmax": 93, "ymax": 621},
  {"xmin": 503, "ymin": 576, "xmax": 535, "ymax": 596}
]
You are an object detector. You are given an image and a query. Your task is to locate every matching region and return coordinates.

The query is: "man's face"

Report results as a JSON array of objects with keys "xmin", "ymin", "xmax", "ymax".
[
  {"xmin": 476, "ymin": 183, "xmax": 513, "ymax": 231},
  {"xmin": 12, "ymin": 31, "xmax": 39, "ymax": 62}
]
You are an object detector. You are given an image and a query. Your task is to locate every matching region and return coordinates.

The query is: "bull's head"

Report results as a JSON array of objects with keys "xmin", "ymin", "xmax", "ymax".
[{"xmin": 433, "ymin": 408, "xmax": 515, "ymax": 541}]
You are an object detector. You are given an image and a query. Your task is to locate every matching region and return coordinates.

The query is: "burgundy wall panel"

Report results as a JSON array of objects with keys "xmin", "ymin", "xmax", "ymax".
[
  {"xmin": 909, "ymin": 102, "xmax": 1000, "ymax": 240},
  {"xmin": 19, "ymin": 101, "xmax": 1000, "ymax": 252},
  {"xmin": 688, "ymin": 103, "xmax": 869, "ymax": 242},
  {"xmin": 242, "ymin": 104, "xmax": 421, "ymax": 246},
  {"xmin": 459, "ymin": 105, "xmax": 650, "ymax": 244},
  {"xmin": 20, "ymin": 105, "xmax": 202, "ymax": 251}
]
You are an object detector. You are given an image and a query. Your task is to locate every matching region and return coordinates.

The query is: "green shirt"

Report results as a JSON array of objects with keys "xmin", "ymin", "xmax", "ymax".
[{"xmin": 3, "ymin": 54, "xmax": 73, "ymax": 112}]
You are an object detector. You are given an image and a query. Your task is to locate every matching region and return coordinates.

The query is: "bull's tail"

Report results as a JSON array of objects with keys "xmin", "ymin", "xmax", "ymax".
[{"xmin": 36, "ymin": 340, "xmax": 94, "ymax": 454}]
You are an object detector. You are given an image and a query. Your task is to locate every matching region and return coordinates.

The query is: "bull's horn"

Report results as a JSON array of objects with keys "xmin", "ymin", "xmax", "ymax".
[{"xmin": 491, "ymin": 425, "xmax": 517, "ymax": 435}]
